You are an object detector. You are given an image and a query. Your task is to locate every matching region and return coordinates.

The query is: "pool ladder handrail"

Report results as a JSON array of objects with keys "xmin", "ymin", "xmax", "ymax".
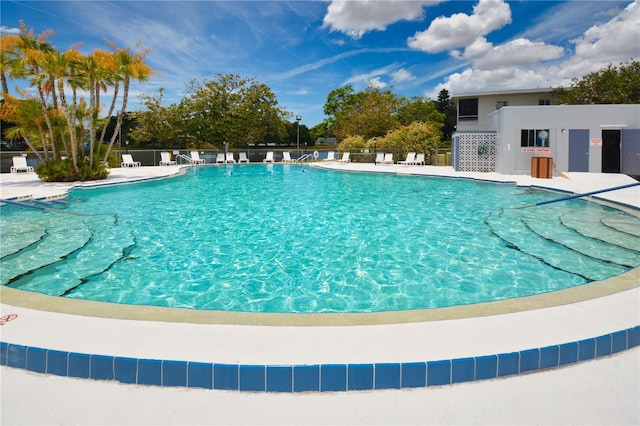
[
  {"xmin": 296, "ymin": 153, "xmax": 313, "ymax": 162},
  {"xmin": 175, "ymin": 153, "xmax": 197, "ymax": 165}
]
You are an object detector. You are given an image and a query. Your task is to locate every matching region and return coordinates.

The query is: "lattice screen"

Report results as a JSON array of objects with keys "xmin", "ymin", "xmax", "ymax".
[{"xmin": 455, "ymin": 133, "xmax": 496, "ymax": 172}]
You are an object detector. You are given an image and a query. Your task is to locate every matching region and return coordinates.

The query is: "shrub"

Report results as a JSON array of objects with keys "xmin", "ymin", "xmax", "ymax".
[{"xmin": 377, "ymin": 121, "xmax": 442, "ymax": 159}]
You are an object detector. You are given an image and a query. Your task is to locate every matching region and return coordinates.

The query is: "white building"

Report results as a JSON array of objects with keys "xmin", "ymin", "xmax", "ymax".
[{"xmin": 452, "ymin": 89, "xmax": 640, "ymax": 176}]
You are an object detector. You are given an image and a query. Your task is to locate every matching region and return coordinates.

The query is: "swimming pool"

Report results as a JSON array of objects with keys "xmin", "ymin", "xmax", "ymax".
[{"xmin": 1, "ymin": 164, "xmax": 638, "ymax": 313}]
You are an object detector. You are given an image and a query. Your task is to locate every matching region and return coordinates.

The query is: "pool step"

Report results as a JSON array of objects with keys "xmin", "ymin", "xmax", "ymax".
[
  {"xmin": 8, "ymin": 216, "xmax": 136, "ymax": 296},
  {"xmin": 0, "ymin": 222, "xmax": 46, "ymax": 259},
  {"xmin": 522, "ymin": 216, "xmax": 640, "ymax": 269},
  {"xmin": 560, "ymin": 212, "xmax": 640, "ymax": 253},
  {"xmin": 1, "ymin": 220, "xmax": 93, "ymax": 286},
  {"xmin": 486, "ymin": 211, "xmax": 629, "ymax": 282},
  {"xmin": 601, "ymin": 213, "xmax": 640, "ymax": 237}
]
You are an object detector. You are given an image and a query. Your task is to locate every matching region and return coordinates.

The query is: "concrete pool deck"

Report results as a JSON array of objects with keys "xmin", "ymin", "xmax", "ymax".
[{"xmin": 1, "ymin": 163, "xmax": 639, "ymax": 425}]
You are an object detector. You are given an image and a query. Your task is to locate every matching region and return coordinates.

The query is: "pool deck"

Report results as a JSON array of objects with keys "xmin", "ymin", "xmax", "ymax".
[{"xmin": 1, "ymin": 163, "xmax": 639, "ymax": 425}]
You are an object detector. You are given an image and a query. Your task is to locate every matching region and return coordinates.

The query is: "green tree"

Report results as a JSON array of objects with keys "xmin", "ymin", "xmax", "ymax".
[
  {"xmin": 324, "ymin": 85, "xmax": 400, "ymax": 140},
  {"xmin": 179, "ymin": 74, "xmax": 290, "ymax": 148},
  {"xmin": 396, "ymin": 95, "xmax": 445, "ymax": 128},
  {"xmin": 435, "ymin": 89, "xmax": 457, "ymax": 143},
  {"xmin": 553, "ymin": 60, "xmax": 640, "ymax": 104},
  {"xmin": 129, "ymin": 89, "xmax": 182, "ymax": 148}
]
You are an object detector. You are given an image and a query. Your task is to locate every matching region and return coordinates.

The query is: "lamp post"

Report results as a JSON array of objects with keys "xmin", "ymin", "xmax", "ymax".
[
  {"xmin": 296, "ymin": 115, "xmax": 301, "ymax": 157},
  {"xmin": 373, "ymin": 137, "xmax": 377, "ymax": 165}
]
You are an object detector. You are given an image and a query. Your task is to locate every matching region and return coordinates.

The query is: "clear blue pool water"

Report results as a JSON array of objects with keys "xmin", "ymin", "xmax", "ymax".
[{"xmin": 1, "ymin": 164, "xmax": 639, "ymax": 313}]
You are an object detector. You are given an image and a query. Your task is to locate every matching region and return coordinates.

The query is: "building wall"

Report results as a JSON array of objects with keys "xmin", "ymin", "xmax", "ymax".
[
  {"xmin": 488, "ymin": 104, "xmax": 640, "ymax": 175},
  {"xmin": 456, "ymin": 89, "xmax": 555, "ymax": 132}
]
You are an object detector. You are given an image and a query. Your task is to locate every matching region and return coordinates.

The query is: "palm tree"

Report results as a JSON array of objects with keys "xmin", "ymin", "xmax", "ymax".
[{"xmin": 102, "ymin": 43, "xmax": 152, "ymax": 164}]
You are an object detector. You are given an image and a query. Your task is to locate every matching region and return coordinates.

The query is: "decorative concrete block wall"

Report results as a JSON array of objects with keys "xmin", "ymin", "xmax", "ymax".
[{"xmin": 454, "ymin": 132, "xmax": 496, "ymax": 172}]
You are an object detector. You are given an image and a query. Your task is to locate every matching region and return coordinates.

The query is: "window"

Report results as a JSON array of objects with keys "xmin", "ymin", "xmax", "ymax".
[
  {"xmin": 458, "ymin": 98, "xmax": 478, "ymax": 121},
  {"xmin": 521, "ymin": 129, "xmax": 550, "ymax": 147},
  {"xmin": 538, "ymin": 99, "xmax": 551, "ymax": 105}
]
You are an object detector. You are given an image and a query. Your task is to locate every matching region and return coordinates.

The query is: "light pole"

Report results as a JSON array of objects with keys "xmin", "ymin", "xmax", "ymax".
[{"xmin": 296, "ymin": 115, "xmax": 301, "ymax": 157}]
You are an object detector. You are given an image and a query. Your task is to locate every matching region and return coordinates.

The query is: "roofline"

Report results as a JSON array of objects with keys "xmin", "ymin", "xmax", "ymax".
[{"xmin": 452, "ymin": 87, "xmax": 568, "ymax": 98}]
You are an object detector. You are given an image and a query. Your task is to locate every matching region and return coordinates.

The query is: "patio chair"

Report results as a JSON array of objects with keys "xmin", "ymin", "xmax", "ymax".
[
  {"xmin": 159, "ymin": 152, "xmax": 176, "ymax": 166},
  {"xmin": 323, "ymin": 151, "xmax": 336, "ymax": 161},
  {"xmin": 120, "ymin": 154, "xmax": 141, "ymax": 168},
  {"xmin": 282, "ymin": 152, "xmax": 295, "ymax": 163},
  {"xmin": 414, "ymin": 153, "xmax": 425, "ymax": 165},
  {"xmin": 263, "ymin": 151, "xmax": 274, "ymax": 163},
  {"xmin": 216, "ymin": 153, "xmax": 226, "ymax": 164},
  {"xmin": 337, "ymin": 152, "xmax": 351, "ymax": 163},
  {"xmin": 381, "ymin": 153, "xmax": 394, "ymax": 165},
  {"xmin": 374, "ymin": 152, "xmax": 384, "ymax": 164},
  {"xmin": 189, "ymin": 151, "xmax": 206, "ymax": 164},
  {"xmin": 238, "ymin": 152, "xmax": 250, "ymax": 163},
  {"xmin": 10, "ymin": 156, "xmax": 34, "ymax": 173},
  {"xmin": 398, "ymin": 152, "xmax": 416, "ymax": 165},
  {"xmin": 226, "ymin": 152, "xmax": 236, "ymax": 164}
]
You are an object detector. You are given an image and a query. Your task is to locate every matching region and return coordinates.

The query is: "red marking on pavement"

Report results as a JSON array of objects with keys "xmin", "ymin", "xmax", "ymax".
[{"xmin": 0, "ymin": 313, "xmax": 18, "ymax": 325}]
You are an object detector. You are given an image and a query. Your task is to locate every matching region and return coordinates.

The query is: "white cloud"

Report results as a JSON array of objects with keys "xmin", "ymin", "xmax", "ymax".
[
  {"xmin": 288, "ymin": 88, "xmax": 310, "ymax": 95},
  {"xmin": 391, "ymin": 68, "xmax": 416, "ymax": 82},
  {"xmin": 367, "ymin": 77, "xmax": 387, "ymax": 89},
  {"xmin": 407, "ymin": 0, "xmax": 511, "ymax": 53},
  {"xmin": 0, "ymin": 25, "xmax": 20, "ymax": 35},
  {"xmin": 343, "ymin": 63, "xmax": 398, "ymax": 87},
  {"xmin": 322, "ymin": 0, "xmax": 440, "ymax": 39},
  {"xmin": 428, "ymin": 0, "xmax": 639, "ymax": 99},
  {"xmin": 571, "ymin": 0, "xmax": 640, "ymax": 62},
  {"xmin": 466, "ymin": 38, "xmax": 565, "ymax": 70}
]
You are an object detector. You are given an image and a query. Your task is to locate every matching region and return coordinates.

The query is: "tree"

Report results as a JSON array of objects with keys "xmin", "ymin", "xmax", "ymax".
[
  {"xmin": 324, "ymin": 85, "xmax": 400, "ymax": 140},
  {"xmin": 179, "ymin": 74, "xmax": 290, "ymax": 148},
  {"xmin": 396, "ymin": 96, "xmax": 445, "ymax": 127},
  {"xmin": 129, "ymin": 89, "xmax": 183, "ymax": 148},
  {"xmin": 1, "ymin": 21, "xmax": 153, "ymax": 181},
  {"xmin": 435, "ymin": 89, "xmax": 457, "ymax": 143},
  {"xmin": 553, "ymin": 60, "xmax": 640, "ymax": 105}
]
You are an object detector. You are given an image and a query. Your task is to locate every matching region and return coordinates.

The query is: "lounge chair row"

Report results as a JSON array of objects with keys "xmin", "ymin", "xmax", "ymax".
[
  {"xmin": 322, "ymin": 151, "xmax": 351, "ymax": 163},
  {"xmin": 375, "ymin": 152, "xmax": 425, "ymax": 165},
  {"xmin": 121, "ymin": 151, "xmax": 253, "ymax": 167}
]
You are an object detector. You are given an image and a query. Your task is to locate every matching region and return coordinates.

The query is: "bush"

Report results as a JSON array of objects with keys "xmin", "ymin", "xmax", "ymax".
[
  {"xmin": 337, "ymin": 135, "xmax": 367, "ymax": 151},
  {"xmin": 37, "ymin": 156, "xmax": 109, "ymax": 182},
  {"xmin": 377, "ymin": 121, "xmax": 442, "ymax": 159}
]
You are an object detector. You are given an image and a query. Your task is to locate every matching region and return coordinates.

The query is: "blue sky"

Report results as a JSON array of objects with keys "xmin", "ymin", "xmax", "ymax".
[{"xmin": 2, "ymin": 0, "xmax": 639, "ymax": 127}]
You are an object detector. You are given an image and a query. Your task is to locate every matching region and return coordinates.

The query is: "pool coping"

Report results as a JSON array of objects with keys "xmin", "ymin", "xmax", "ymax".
[{"xmin": 0, "ymin": 268, "xmax": 638, "ymax": 326}]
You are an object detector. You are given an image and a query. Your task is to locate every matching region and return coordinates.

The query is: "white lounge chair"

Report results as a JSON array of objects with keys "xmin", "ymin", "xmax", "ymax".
[
  {"xmin": 337, "ymin": 152, "xmax": 350, "ymax": 163},
  {"xmin": 381, "ymin": 153, "xmax": 394, "ymax": 165},
  {"xmin": 398, "ymin": 152, "xmax": 416, "ymax": 165},
  {"xmin": 226, "ymin": 152, "xmax": 236, "ymax": 164},
  {"xmin": 414, "ymin": 153, "xmax": 425, "ymax": 165},
  {"xmin": 263, "ymin": 151, "xmax": 274, "ymax": 163},
  {"xmin": 323, "ymin": 151, "xmax": 336, "ymax": 161},
  {"xmin": 216, "ymin": 153, "xmax": 225, "ymax": 164},
  {"xmin": 121, "ymin": 154, "xmax": 141, "ymax": 168},
  {"xmin": 159, "ymin": 152, "xmax": 176, "ymax": 166},
  {"xmin": 190, "ymin": 151, "xmax": 206, "ymax": 164},
  {"xmin": 10, "ymin": 156, "xmax": 34, "ymax": 173},
  {"xmin": 282, "ymin": 152, "xmax": 295, "ymax": 163},
  {"xmin": 238, "ymin": 152, "xmax": 250, "ymax": 163},
  {"xmin": 374, "ymin": 152, "xmax": 384, "ymax": 164}
]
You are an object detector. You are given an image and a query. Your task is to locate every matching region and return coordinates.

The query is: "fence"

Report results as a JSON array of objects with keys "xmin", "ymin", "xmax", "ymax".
[{"xmin": 1, "ymin": 148, "xmax": 453, "ymax": 173}]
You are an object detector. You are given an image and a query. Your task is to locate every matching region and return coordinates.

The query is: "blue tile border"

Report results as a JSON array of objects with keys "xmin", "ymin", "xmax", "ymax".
[{"xmin": 1, "ymin": 325, "xmax": 638, "ymax": 392}]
